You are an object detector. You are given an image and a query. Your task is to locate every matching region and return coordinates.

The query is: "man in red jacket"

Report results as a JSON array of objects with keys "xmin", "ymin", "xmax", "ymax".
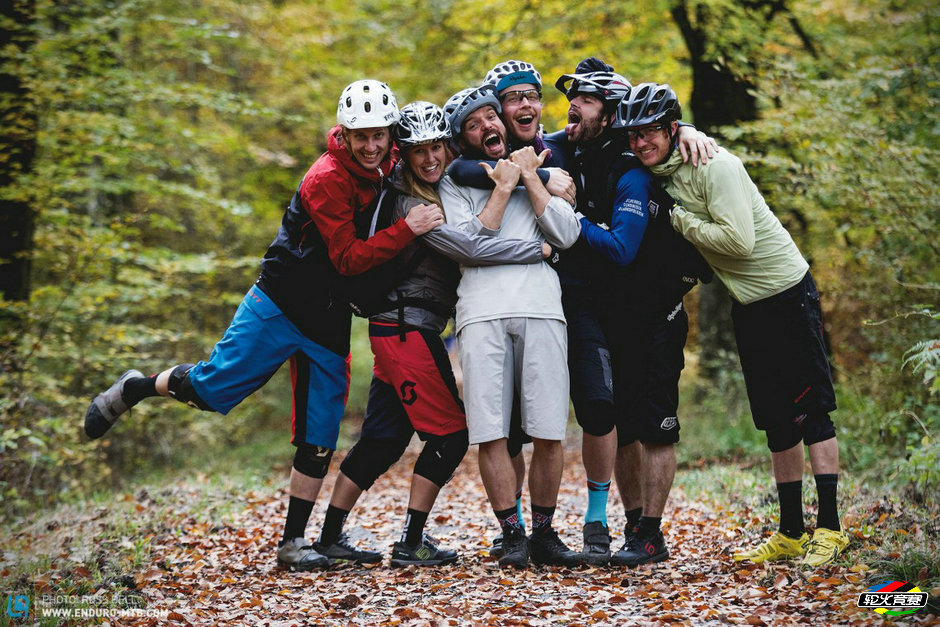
[{"xmin": 83, "ymin": 80, "xmax": 444, "ymax": 570}]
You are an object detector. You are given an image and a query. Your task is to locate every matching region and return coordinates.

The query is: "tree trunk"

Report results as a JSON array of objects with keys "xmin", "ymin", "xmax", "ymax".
[
  {"xmin": 670, "ymin": 0, "xmax": 759, "ymax": 378},
  {"xmin": 0, "ymin": 0, "xmax": 38, "ymax": 307}
]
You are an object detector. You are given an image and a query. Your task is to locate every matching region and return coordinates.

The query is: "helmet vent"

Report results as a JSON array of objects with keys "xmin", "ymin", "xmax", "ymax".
[{"xmin": 364, "ymin": 102, "xmax": 371, "ymax": 113}]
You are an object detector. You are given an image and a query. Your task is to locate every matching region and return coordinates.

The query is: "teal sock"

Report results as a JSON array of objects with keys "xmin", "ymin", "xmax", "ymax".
[
  {"xmin": 585, "ymin": 478, "xmax": 611, "ymax": 525},
  {"xmin": 515, "ymin": 490, "xmax": 525, "ymax": 532}
]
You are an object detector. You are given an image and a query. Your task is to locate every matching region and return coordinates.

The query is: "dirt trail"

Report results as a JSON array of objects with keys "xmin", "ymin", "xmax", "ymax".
[{"xmin": 121, "ymin": 443, "xmax": 896, "ymax": 626}]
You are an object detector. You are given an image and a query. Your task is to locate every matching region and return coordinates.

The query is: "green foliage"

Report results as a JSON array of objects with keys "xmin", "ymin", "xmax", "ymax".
[{"xmin": 1, "ymin": 0, "xmax": 938, "ymax": 513}]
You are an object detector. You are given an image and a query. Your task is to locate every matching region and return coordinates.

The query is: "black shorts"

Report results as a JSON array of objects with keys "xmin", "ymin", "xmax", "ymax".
[
  {"xmin": 609, "ymin": 303, "xmax": 688, "ymax": 446},
  {"xmin": 564, "ymin": 291, "xmax": 614, "ymax": 419},
  {"xmin": 731, "ymin": 271, "xmax": 837, "ymax": 432}
]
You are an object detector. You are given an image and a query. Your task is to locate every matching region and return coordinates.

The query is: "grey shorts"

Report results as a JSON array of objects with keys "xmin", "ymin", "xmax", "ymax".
[{"xmin": 458, "ymin": 317, "xmax": 569, "ymax": 445}]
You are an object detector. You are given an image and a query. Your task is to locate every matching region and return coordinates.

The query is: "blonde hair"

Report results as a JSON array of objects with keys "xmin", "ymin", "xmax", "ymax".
[{"xmin": 400, "ymin": 142, "xmax": 455, "ymax": 209}]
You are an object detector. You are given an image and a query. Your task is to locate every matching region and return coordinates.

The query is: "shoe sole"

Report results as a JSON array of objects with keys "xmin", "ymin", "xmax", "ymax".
[
  {"xmin": 498, "ymin": 553, "xmax": 530, "ymax": 569},
  {"xmin": 390, "ymin": 555, "xmax": 459, "ymax": 568},
  {"xmin": 610, "ymin": 550, "xmax": 669, "ymax": 567},
  {"xmin": 276, "ymin": 558, "xmax": 332, "ymax": 571},
  {"xmin": 580, "ymin": 552, "xmax": 611, "ymax": 567},
  {"xmin": 322, "ymin": 555, "xmax": 382, "ymax": 564}
]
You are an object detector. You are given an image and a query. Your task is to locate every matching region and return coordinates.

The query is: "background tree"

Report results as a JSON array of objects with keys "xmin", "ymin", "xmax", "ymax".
[{"xmin": 0, "ymin": 0, "xmax": 936, "ymax": 514}]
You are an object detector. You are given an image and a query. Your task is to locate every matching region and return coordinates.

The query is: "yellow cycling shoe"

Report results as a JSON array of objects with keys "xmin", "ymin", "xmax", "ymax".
[
  {"xmin": 733, "ymin": 531, "xmax": 809, "ymax": 563},
  {"xmin": 802, "ymin": 528, "xmax": 850, "ymax": 567}
]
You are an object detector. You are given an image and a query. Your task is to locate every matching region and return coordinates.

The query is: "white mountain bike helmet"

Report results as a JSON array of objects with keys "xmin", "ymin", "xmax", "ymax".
[
  {"xmin": 337, "ymin": 79, "xmax": 400, "ymax": 129},
  {"xmin": 396, "ymin": 101, "xmax": 451, "ymax": 146}
]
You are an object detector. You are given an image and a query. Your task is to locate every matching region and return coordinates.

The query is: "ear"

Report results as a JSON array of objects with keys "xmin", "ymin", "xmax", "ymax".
[{"xmin": 669, "ymin": 120, "xmax": 679, "ymax": 134}]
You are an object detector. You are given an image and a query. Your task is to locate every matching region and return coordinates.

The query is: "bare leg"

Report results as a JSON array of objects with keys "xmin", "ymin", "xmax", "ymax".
[
  {"xmin": 641, "ymin": 443, "xmax": 676, "ymax": 518},
  {"xmin": 582, "ymin": 431, "xmax": 616, "ymax": 487},
  {"xmin": 289, "ymin": 468, "xmax": 323, "ymax": 502},
  {"xmin": 770, "ymin": 442, "xmax": 804, "ymax": 483},
  {"xmin": 807, "ymin": 437, "xmax": 839, "ymax": 475},
  {"xmin": 528, "ymin": 438, "xmax": 563, "ymax": 508},
  {"xmin": 614, "ymin": 441, "xmax": 643, "ymax": 512},
  {"xmin": 408, "ymin": 474, "xmax": 441, "ymax": 513},
  {"xmin": 478, "ymin": 439, "xmax": 517, "ymax": 511},
  {"xmin": 328, "ymin": 472, "xmax": 364, "ymax": 511}
]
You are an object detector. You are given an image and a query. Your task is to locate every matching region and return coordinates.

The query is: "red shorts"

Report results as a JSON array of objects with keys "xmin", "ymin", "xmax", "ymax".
[{"xmin": 367, "ymin": 322, "xmax": 466, "ymax": 437}]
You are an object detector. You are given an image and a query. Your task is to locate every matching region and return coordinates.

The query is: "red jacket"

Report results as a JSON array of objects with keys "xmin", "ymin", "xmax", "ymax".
[
  {"xmin": 300, "ymin": 126, "xmax": 415, "ymax": 276},
  {"xmin": 256, "ymin": 125, "xmax": 413, "ymax": 355}
]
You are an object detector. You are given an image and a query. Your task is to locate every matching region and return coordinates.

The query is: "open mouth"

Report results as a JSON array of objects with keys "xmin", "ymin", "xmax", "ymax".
[
  {"xmin": 483, "ymin": 132, "xmax": 502, "ymax": 148},
  {"xmin": 567, "ymin": 111, "xmax": 582, "ymax": 125},
  {"xmin": 516, "ymin": 115, "xmax": 535, "ymax": 127}
]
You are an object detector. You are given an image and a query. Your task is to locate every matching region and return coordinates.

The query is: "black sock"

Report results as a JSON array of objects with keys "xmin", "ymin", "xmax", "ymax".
[
  {"xmin": 777, "ymin": 480, "xmax": 805, "ymax": 538},
  {"xmin": 531, "ymin": 504, "xmax": 555, "ymax": 534},
  {"xmin": 814, "ymin": 474, "xmax": 840, "ymax": 531},
  {"xmin": 318, "ymin": 504, "xmax": 349, "ymax": 545},
  {"xmin": 625, "ymin": 507, "xmax": 643, "ymax": 533},
  {"xmin": 281, "ymin": 496, "xmax": 315, "ymax": 543},
  {"xmin": 637, "ymin": 516, "xmax": 662, "ymax": 537},
  {"xmin": 403, "ymin": 508, "xmax": 429, "ymax": 547},
  {"xmin": 495, "ymin": 506, "xmax": 521, "ymax": 530},
  {"xmin": 123, "ymin": 374, "xmax": 158, "ymax": 406}
]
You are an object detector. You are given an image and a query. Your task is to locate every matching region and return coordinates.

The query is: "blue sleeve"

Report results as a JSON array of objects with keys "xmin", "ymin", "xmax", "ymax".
[
  {"xmin": 447, "ymin": 156, "xmax": 550, "ymax": 190},
  {"xmin": 578, "ymin": 168, "xmax": 650, "ymax": 267}
]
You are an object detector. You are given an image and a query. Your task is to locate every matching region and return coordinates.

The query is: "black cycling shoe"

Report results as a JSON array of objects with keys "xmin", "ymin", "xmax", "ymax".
[
  {"xmin": 610, "ymin": 529, "xmax": 669, "ymax": 567},
  {"xmin": 390, "ymin": 534, "xmax": 459, "ymax": 567},
  {"xmin": 497, "ymin": 526, "xmax": 529, "ymax": 569},
  {"xmin": 581, "ymin": 521, "xmax": 612, "ymax": 566},
  {"xmin": 529, "ymin": 528, "xmax": 581, "ymax": 567},
  {"xmin": 313, "ymin": 533, "xmax": 382, "ymax": 564}
]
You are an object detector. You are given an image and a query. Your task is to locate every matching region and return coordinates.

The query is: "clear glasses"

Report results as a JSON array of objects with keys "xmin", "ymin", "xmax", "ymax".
[
  {"xmin": 625, "ymin": 124, "xmax": 667, "ymax": 142},
  {"xmin": 499, "ymin": 89, "xmax": 542, "ymax": 105}
]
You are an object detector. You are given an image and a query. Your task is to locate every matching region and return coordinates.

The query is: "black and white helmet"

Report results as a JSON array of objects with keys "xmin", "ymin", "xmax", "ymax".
[
  {"xmin": 443, "ymin": 85, "xmax": 501, "ymax": 135},
  {"xmin": 482, "ymin": 60, "xmax": 542, "ymax": 93},
  {"xmin": 336, "ymin": 79, "xmax": 400, "ymax": 129},
  {"xmin": 396, "ymin": 101, "xmax": 451, "ymax": 146},
  {"xmin": 613, "ymin": 83, "xmax": 682, "ymax": 129},
  {"xmin": 555, "ymin": 71, "xmax": 632, "ymax": 111}
]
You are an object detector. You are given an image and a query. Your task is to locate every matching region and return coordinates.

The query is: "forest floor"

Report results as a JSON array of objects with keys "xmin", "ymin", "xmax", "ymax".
[{"xmin": 2, "ymin": 436, "xmax": 939, "ymax": 626}]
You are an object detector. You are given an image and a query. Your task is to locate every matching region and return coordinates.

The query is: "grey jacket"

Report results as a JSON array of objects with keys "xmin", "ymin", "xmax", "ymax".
[{"xmin": 371, "ymin": 163, "xmax": 545, "ymax": 332}]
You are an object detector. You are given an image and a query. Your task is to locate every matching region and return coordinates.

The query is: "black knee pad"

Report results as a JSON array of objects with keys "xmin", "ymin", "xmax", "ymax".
[
  {"xmin": 414, "ymin": 430, "xmax": 469, "ymax": 487},
  {"xmin": 340, "ymin": 436, "xmax": 410, "ymax": 490},
  {"xmin": 575, "ymin": 399, "xmax": 617, "ymax": 437},
  {"xmin": 292, "ymin": 444, "xmax": 334, "ymax": 479},
  {"xmin": 166, "ymin": 364, "xmax": 213, "ymax": 411}
]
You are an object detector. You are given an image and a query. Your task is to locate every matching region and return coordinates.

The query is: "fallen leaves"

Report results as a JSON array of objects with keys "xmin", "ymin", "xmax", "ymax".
[{"xmin": 13, "ymin": 444, "xmax": 927, "ymax": 626}]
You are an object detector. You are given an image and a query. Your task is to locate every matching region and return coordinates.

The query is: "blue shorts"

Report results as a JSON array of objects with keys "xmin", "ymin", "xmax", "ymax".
[{"xmin": 188, "ymin": 286, "xmax": 350, "ymax": 449}]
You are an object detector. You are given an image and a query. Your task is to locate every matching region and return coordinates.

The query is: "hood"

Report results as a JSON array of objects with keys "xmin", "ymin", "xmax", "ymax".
[{"xmin": 327, "ymin": 125, "xmax": 396, "ymax": 182}]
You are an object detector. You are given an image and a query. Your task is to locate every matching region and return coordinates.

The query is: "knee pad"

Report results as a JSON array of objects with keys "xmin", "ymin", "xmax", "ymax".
[
  {"xmin": 166, "ymin": 364, "xmax": 213, "ymax": 411},
  {"xmin": 575, "ymin": 399, "xmax": 617, "ymax": 437},
  {"xmin": 340, "ymin": 436, "xmax": 410, "ymax": 490},
  {"xmin": 293, "ymin": 444, "xmax": 334, "ymax": 479},
  {"xmin": 414, "ymin": 430, "xmax": 469, "ymax": 487}
]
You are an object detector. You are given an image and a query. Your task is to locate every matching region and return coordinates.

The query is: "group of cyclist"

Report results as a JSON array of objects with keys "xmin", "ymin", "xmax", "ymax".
[{"xmin": 84, "ymin": 56, "xmax": 849, "ymax": 571}]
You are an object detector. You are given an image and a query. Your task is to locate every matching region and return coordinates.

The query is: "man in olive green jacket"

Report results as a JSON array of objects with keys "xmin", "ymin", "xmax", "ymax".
[{"xmin": 617, "ymin": 82, "xmax": 850, "ymax": 568}]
